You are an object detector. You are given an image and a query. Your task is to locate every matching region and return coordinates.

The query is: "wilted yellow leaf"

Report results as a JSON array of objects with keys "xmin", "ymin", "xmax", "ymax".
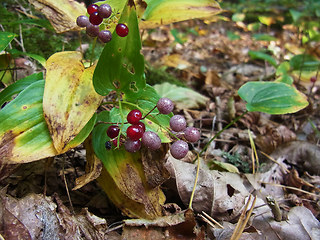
[
  {"xmin": 140, "ymin": 0, "xmax": 222, "ymax": 29},
  {"xmin": 28, "ymin": 0, "xmax": 86, "ymax": 33},
  {"xmin": 43, "ymin": 51, "xmax": 103, "ymax": 153}
]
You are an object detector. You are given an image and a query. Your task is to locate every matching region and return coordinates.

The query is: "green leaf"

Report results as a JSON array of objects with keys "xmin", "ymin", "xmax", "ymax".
[
  {"xmin": 238, "ymin": 81, "xmax": 309, "ymax": 114},
  {"xmin": 231, "ymin": 13, "xmax": 245, "ymax": 22},
  {"xmin": 92, "ymin": 111, "xmax": 165, "ymax": 219},
  {"xmin": 0, "ymin": 72, "xmax": 43, "ymax": 107},
  {"xmin": 0, "ymin": 78, "xmax": 97, "ymax": 164},
  {"xmin": 275, "ymin": 74, "xmax": 294, "ymax": 85},
  {"xmin": 289, "ymin": 9, "xmax": 303, "ymax": 23},
  {"xmin": 8, "ymin": 49, "xmax": 46, "ymax": 67},
  {"xmin": 248, "ymin": 50, "xmax": 277, "ymax": 67},
  {"xmin": 66, "ymin": 113, "xmax": 97, "ymax": 150},
  {"xmin": 0, "ymin": 32, "xmax": 16, "ymax": 52},
  {"xmin": 252, "ymin": 33, "xmax": 277, "ymax": 41},
  {"xmin": 140, "ymin": 0, "xmax": 222, "ymax": 29},
  {"xmin": 289, "ymin": 54, "xmax": 320, "ymax": 72},
  {"xmin": 208, "ymin": 160, "xmax": 239, "ymax": 173},
  {"xmin": 0, "ymin": 80, "xmax": 58, "ymax": 164},
  {"xmin": 227, "ymin": 31, "xmax": 240, "ymax": 40},
  {"xmin": 93, "ymin": 85, "xmax": 171, "ymax": 153},
  {"xmin": 93, "ymin": 2, "xmax": 145, "ymax": 100},
  {"xmin": 154, "ymin": 82, "xmax": 209, "ymax": 109}
]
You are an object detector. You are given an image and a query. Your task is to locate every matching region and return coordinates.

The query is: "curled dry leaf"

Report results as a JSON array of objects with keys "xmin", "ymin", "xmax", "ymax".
[
  {"xmin": 212, "ymin": 206, "xmax": 320, "ymax": 240},
  {"xmin": 123, "ymin": 209, "xmax": 205, "ymax": 240},
  {"xmin": 73, "ymin": 136, "xmax": 102, "ymax": 191},
  {"xmin": 256, "ymin": 124, "xmax": 296, "ymax": 153},
  {"xmin": 166, "ymin": 157, "xmax": 250, "ymax": 221},
  {"xmin": 271, "ymin": 141, "xmax": 320, "ymax": 175},
  {"xmin": 0, "ymin": 192, "xmax": 109, "ymax": 240},
  {"xmin": 28, "ymin": 0, "xmax": 86, "ymax": 33}
]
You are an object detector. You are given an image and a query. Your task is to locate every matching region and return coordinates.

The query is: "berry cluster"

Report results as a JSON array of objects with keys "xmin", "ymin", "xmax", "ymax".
[
  {"xmin": 105, "ymin": 97, "xmax": 200, "ymax": 159},
  {"xmin": 76, "ymin": 3, "xmax": 129, "ymax": 43}
]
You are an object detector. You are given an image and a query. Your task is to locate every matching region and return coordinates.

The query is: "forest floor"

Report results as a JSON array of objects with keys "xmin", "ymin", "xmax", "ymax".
[{"xmin": 1, "ymin": 8, "xmax": 320, "ymax": 240}]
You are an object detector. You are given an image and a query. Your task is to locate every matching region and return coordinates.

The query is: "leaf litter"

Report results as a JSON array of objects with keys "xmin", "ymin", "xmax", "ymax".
[{"xmin": 1, "ymin": 3, "xmax": 320, "ymax": 239}]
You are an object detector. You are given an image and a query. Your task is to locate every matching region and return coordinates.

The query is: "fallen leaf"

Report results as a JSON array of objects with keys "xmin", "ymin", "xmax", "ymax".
[
  {"xmin": 166, "ymin": 157, "xmax": 250, "ymax": 221},
  {"xmin": 271, "ymin": 141, "xmax": 320, "ymax": 175},
  {"xmin": 123, "ymin": 209, "xmax": 205, "ymax": 239},
  {"xmin": 28, "ymin": 0, "xmax": 86, "ymax": 33},
  {"xmin": 161, "ymin": 54, "xmax": 192, "ymax": 70},
  {"xmin": 154, "ymin": 82, "xmax": 209, "ymax": 109}
]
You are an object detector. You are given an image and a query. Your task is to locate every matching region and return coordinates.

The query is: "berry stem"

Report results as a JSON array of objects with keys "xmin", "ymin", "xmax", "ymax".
[
  {"xmin": 118, "ymin": 98, "xmax": 126, "ymax": 138},
  {"xmin": 188, "ymin": 153, "xmax": 200, "ymax": 210},
  {"xmin": 141, "ymin": 105, "xmax": 157, "ymax": 120},
  {"xmin": 188, "ymin": 110, "xmax": 248, "ymax": 210},
  {"xmin": 90, "ymin": 37, "xmax": 97, "ymax": 67}
]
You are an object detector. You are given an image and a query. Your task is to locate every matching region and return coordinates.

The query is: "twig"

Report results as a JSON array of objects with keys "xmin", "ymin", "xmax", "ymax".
[
  {"xmin": 200, "ymin": 211, "xmax": 224, "ymax": 229},
  {"xmin": 230, "ymin": 195, "xmax": 257, "ymax": 240},
  {"xmin": 259, "ymin": 182, "xmax": 320, "ymax": 198}
]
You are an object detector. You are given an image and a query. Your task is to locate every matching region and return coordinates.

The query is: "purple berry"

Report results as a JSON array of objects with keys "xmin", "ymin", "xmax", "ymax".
[
  {"xmin": 86, "ymin": 23, "xmax": 99, "ymax": 37},
  {"xmin": 184, "ymin": 127, "xmax": 200, "ymax": 143},
  {"xmin": 125, "ymin": 139, "xmax": 141, "ymax": 153},
  {"xmin": 157, "ymin": 97, "xmax": 174, "ymax": 114},
  {"xmin": 142, "ymin": 131, "xmax": 161, "ymax": 150},
  {"xmin": 170, "ymin": 115, "xmax": 187, "ymax": 132},
  {"xmin": 76, "ymin": 15, "xmax": 89, "ymax": 27},
  {"xmin": 98, "ymin": 30, "xmax": 112, "ymax": 43},
  {"xmin": 98, "ymin": 4, "xmax": 112, "ymax": 18},
  {"xmin": 170, "ymin": 140, "xmax": 189, "ymax": 159},
  {"xmin": 310, "ymin": 76, "xmax": 317, "ymax": 83}
]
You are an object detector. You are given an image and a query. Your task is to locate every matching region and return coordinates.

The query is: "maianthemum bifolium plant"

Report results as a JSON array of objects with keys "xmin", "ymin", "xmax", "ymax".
[{"xmin": 0, "ymin": 0, "xmax": 309, "ymax": 219}]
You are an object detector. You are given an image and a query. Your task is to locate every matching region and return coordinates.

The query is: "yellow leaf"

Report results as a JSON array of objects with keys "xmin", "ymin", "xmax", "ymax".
[
  {"xmin": 28, "ymin": 0, "xmax": 86, "ymax": 33},
  {"xmin": 43, "ymin": 51, "xmax": 103, "ymax": 153},
  {"xmin": 140, "ymin": 0, "xmax": 222, "ymax": 29},
  {"xmin": 161, "ymin": 54, "xmax": 191, "ymax": 69}
]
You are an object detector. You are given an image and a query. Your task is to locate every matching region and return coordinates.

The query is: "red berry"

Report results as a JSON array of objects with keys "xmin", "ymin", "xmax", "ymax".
[
  {"xmin": 136, "ymin": 122, "xmax": 146, "ymax": 133},
  {"xmin": 107, "ymin": 125, "xmax": 120, "ymax": 139},
  {"xmin": 89, "ymin": 12, "xmax": 103, "ymax": 25},
  {"xmin": 116, "ymin": 23, "xmax": 129, "ymax": 37},
  {"xmin": 310, "ymin": 76, "xmax": 317, "ymax": 83},
  {"xmin": 127, "ymin": 109, "xmax": 142, "ymax": 124},
  {"xmin": 127, "ymin": 125, "xmax": 143, "ymax": 141},
  {"xmin": 87, "ymin": 4, "xmax": 98, "ymax": 15}
]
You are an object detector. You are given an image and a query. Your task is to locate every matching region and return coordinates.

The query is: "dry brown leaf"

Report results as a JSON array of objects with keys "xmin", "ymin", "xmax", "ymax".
[
  {"xmin": 28, "ymin": 0, "xmax": 86, "ymax": 33},
  {"xmin": 166, "ymin": 157, "xmax": 250, "ymax": 221},
  {"xmin": 123, "ymin": 209, "xmax": 205, "ymax": 240},
  {"xmin": 252, "ymin": 206, "xmax": 320, "ymax": 239},
  {"xmin": 141, "ymin": 144, "xmax": 170, "ymax": 188},
  {"xmin": 256, "ymin": 125, "xmax": 296, "ymax": 153},
  {"xmin": 0, "ymin": 191, "xmax": 109, "ymax": 240},
  {"xmin": 73, "ymin": 137, "xmax": 103, "ymax": 191},
  {"xmin": 271, "ymin": 141, "xmax": 320, "ymax": 175}
]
